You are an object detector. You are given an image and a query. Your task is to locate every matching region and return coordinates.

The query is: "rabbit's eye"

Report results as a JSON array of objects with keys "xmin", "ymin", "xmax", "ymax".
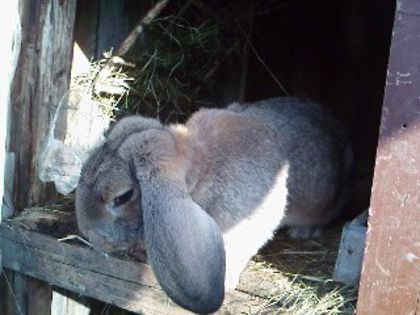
[{"xmin": 114, "ymin": 189, "xmax": 134, "ymax": 207}]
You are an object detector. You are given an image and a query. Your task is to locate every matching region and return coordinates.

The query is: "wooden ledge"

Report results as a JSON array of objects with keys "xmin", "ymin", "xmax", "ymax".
[{"xmin": 0, "ymin": 218, "xmax": 262, "ymax": 314}]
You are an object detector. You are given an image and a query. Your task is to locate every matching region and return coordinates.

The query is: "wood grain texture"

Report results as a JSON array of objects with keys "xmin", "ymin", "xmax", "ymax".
[
  {"xmin": 357, "ymin": 0, "xmax": 420, "ymax": 313},
  {"xmin": 0, "ymin": 269, "xmax": 16, "ymax": 315},
  {"xmin": 27, "ymin": 278, "xmax": 52, "ymax": 315},
  {"xmin": 0, "ymin": 271, "xmax": 49, "ymax": 315},
  {"xmin": 19, "ymin": 275, "xmax": 52, "ymax": 315},
  {"xmin": 10, "ymin": 0, "xmax": 77, "ymax": 210},
  {"xmin": 0, "ymin": 223, "xmax": 259, "ymax": 314},
  {"xmin": 51, "ymin": 290, "xmax": 90, "ymax": 315},
  {"xmin": 73, "ymin": 0, "xmax": 100, "ymax": 60}
]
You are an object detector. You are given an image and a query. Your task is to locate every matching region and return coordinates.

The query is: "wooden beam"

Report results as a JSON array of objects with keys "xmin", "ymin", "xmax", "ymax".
[
  {"xmin": 357, "ymin": 0, "xmax": 420, "ymax": 314},
  {"xmin": 0, "ymin": 0, "xmax": 21, "ymax": 222},
  {"xmin": 0, "ymin": 223, "xmax": 260, "ymax": 314},
  {"xmin": 10, "ymin": 0, "xmax": 77, "ymax": 209},
  {"xmin": 0, "ymin": 223, "xmax": 187, "ymax": 314}
]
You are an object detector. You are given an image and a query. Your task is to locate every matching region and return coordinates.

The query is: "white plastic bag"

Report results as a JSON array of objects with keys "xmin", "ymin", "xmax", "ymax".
[{"xmin": 38, "ymin": 88, "xmax": 112, "ymax": 194}]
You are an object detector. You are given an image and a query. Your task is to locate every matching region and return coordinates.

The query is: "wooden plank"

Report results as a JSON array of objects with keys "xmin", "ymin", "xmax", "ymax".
[
  {"xmin": 356, "ymin": 0, "xmax": 420, "ymax": 314},
  {"xmin": 73, "ymin": 0, "xmax": 100, "ymax": 60},
  {"xmin": 51, "ymin": 291, "xmax": 70, "ymax": 315},
  {"xmin": 0, "ymin": 223, "xmax": 259, "ymax": 314},
  {"xmin": 1, "ymin": 270, "xmax": 51, "ymax": 315},
  {"xmin": 96, "ymin": 0, "xmax": 148, "ymax": 59},
  {"xmin": 13, "ymin": 273, "xmax": 28, "ymax": 315},
  {"xmin": 52, "ymin": 287, "xmax": 143, "ymax": 315},
  {"xmin": 0, "ymin": 270, "xmax": 19, "ymax": 315},
  {"xmin": 0, "ymin": 251, "xmax": 12, "ymax": 315},
  {"xmin": 10, "ymin": 0, "xmax": 77, "ymax": 209},
  {"xmin": 0, "ymin": 223, "xmax": 158, "ymax": 287},
  {"xmin": 97, "ymin": 0, "xmax": 133, "ymax": 58},
  {"xmin": 0, "ymin": 0, "xmax": 21, "ymax": 222},
  {"xmin": 27, "ymin": 277, "xmax": 52, "ymax": 315},
  {"xmin": 51, "ymin": 290, "xmax": 90, "ymax": 315},
  {"xmin": 0, "ymin": 225, "xmax": 184, "ymax": 314}
]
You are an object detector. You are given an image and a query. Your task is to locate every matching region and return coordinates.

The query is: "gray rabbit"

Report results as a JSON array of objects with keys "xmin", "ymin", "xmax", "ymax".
[{"xmin": 75, "ymin": 97, "xmax": 352, "ymax": 313}]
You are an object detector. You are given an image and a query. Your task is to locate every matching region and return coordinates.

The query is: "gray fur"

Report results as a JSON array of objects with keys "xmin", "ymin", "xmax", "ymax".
[{"xmin": 75, "ymin": 97, "xmax": 352, "ymax": 313}]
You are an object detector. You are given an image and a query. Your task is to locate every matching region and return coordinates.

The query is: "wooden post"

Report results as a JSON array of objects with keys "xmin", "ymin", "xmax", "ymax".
[
  {"xmin": 357, "ymin": 0, "xmax": 420, "ymax": 313},
  {"xmin": 27, "ymin": 277, "xmax": 52, "ymax": 315},
  {"xmin": 0, "ymin": 0, "xmax": 21, "ymax": 221},
  {"xmin": 0, "ymin": 271, "xmax": 52, "ymax": 315},
  {"xmin": 9, "ymin": 0, "xmax": 77, "ymax": 209},
  {"xmin": 2, "ymin": 1, "xmax": 77, "ymax": 314},
  {"xmin": 0, "ymin": 270, "xmax": 16, "ymax": 315}
]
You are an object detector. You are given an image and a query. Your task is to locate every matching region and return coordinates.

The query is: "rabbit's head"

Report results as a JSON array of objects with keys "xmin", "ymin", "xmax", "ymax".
[
  {"xmin": 75, "ymin": 145, "xmax": 144, "ymax": 256},
  {"xmin": 75, "ymin": 116, "xmax": 225, "ymax": 313}
]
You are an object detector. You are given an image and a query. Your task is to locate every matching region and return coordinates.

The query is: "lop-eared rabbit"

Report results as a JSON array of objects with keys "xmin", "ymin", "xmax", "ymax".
[{"xmin": 76, "ymin": 97, "xmax": 352, "ymax": 313}]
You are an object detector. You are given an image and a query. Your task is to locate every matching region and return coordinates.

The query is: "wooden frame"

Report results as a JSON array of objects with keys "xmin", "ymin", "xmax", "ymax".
[{"xmin": 357, "ymin": 0, "xmax": 420, "ymax": 313}]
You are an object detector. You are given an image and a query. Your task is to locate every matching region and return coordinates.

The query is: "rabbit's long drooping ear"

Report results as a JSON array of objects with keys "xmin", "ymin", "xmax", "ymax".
[
  {"xmin": 118, "ymin": 130, "xmax": 226, "ymax": 314},
  {"xmin": 142, "ymin": 179, "xmax": 225, "ymax": 313}
]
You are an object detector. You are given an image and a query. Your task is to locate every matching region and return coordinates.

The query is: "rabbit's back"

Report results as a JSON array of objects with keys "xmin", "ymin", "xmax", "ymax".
[
  {"xmin": 185, "ymin": 97, "xmax": 352, "ymax": 232},
  {"xmin": 229, "ymin": 98, "xmax": 352, "ymax": 228}
]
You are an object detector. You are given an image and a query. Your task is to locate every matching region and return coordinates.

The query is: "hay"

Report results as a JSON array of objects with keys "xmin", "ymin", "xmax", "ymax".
[
  {"xmin": 70, "ymin": 8, "xmax": 242, "ymax": 122},
  {"xmin": 237, "ymin": 228, "xmax": 358, "ymax": 314},
  {"xmin": 113, "ymin": 12, "xmax": 243, "ymax": 122},
  {"xmin": 70, "ymin": 16, "xmax": 239, "ymax": 123},
  {"xmin": 71, "ymin": 58, "xmax": 131, "ymax": 121},
  {"xmin": 70, "ymin": 1, "xmax": 294, "ymax": 123}
]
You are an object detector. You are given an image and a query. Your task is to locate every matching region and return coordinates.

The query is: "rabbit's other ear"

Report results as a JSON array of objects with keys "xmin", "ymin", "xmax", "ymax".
[{"xmin": 119, "ymin": 130, "xmax": 226, "ymax": 314}]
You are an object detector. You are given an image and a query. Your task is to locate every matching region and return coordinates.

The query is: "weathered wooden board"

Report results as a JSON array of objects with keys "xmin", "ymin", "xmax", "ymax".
[
  {"xmin": 357, "ymin": 0, "xmax": 420, "ymax": 314},
  {"xmin": 0, "ymin": 223, "xmax": 261, "ymax": 314},
  {"xmin": 0, "ymin": 224, "xmax": 188, "ymax": 314},
  {"xmin": 10, "ymin": 0, "xmax": 77, "ymax": 209},
  {"xmin": 0, "ymin": 0, "xmax": 21, "ymax": 222},
  {"xmin": 0, "ymin": 270, "xmax": 17, "ymax": 315},
  {"xmin": 73, "ymin": 0, "xmax": 100, "ymax": 60},
  {"xmin": 51, "ymin": 290, "xmax": 93, "ymax": 315},
  {"xmin": 13, "ymin": 274, "xmax": 52, "ymax": 315},
  {"xmin": 74, "ymin": 0, "xmax": 149, "ymax": 60},
  {"xmin": 27, "ymin": 278, "xmax": 52, "ymax": 315},
  {"xmin": 0, "ymin": 271, "xmax": 52, "ymax": 315}
]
